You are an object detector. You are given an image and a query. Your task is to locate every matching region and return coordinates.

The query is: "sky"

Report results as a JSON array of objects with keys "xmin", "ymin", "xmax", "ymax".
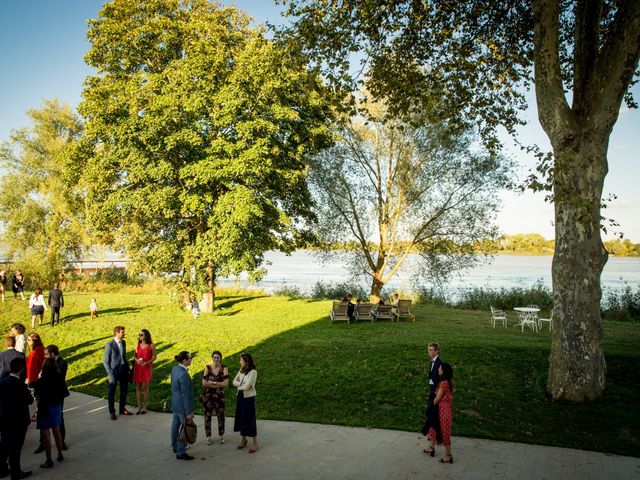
[{"xmin": 1, "ymin": 0, "xmax": 638, "ymax": 241}]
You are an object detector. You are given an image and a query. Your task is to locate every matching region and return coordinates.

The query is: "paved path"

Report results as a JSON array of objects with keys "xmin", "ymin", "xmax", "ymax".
[{"xmin": 13, "ymin": 392, "xmax": 639, "ymax": 480}]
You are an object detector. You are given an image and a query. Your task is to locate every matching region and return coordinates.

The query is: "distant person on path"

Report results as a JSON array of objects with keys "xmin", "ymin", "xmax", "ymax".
[
  {"xmin": 233, "ymin": 353, "xmax": 258, "ymax": 453},
  {"xmin": 132, "ymin": 329, "xmax": 156, "ymax": 415},
  {"xmin": 200, "ymin": 350, "xmax": 229, "ymax": 445},
  {"xmin": 0, "ymin": 270, "xmax": 7, "ymax": 302},
  {"xmin": 341, "ymin": 294, "xmax": 355, "ymax": 321},
  {"xmin": 11, "ymin": 271, "xmax": 25, "ymax": 301},
  {"xmin": 26, "ymin": 332, "xmax": 45, "ymax": 385},
  {"xmin": 9, "ymin": 324, "xmax": 26, "ymax": 354},
  {"xmin": 171, "ymin": 351, "xmax": 195, "ymax": 460},
  {"xmin": 48, "ymin": 283, "xmax": 64, "ymax": 326},
  {"xmin": 29, "ymin": 288, "xmax": 47, "ymax": 329},
  {"xmin": 420, "ymin": 342, "xmax": 443, "ymax": 456},
  {"xmin": 0, "ymin": 357, "xmax": 34, "ymax": 480},
  {"xmin": 35, "ymin": 346, "xmax": 69, "ymax": 454},
  {"xmin": 103, "ymin": 326, "xmax": 132, "ymax": 420},
  {"xmin": 89, "ymin": 298, "xmax": 98, "ymax": 319},
  {"xmin": 433, "ymin": 363, "xmax": 455, "ymax": 463},
  {"xmin": 0, "ymin": 337, "xmax": 24, "ymax": 378},
  {"xmin": 32, "ymin": 358, "xmax": 66, "ymax": 468}
]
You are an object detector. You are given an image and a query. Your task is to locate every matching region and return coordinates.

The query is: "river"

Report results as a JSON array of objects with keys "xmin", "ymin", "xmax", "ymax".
[{"xmin": 217, "ymin": 251, "xmax": 640, "ymax": 297}]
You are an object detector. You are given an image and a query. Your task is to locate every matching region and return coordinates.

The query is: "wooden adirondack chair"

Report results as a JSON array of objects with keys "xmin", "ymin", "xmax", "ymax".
[
  {"xmin": 329, "ymin": 301, "xmax": 350, "ymax": 324},
  {"xmin": 392, "ymin": 299, "xmax": 415, "ymax": 322},
  {"xmin": 374, "ymin": 304, "xmax": 394, "ymax": 322},
  {"xmin": 354, "ymin": 303, "xmax": 374, "ymax": 323}
]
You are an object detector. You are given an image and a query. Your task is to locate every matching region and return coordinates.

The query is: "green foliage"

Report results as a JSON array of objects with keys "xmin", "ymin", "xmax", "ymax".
[
  {"xmin": 602, "ymin": 286, "xmax": 640, "ymax": 321},
  {"xmin": 309, "ymin": 281, "xmax": 369, "ymax": 301},
  {"xmin": 0, "ymin": 99, "xmax": 89, "ymax": 284},
  {"xmin": 1, "ymin": 292, "xmax": 638, "ymax": 456},
  {"xmin": 604, "ymin": 239, "xmax": 640, "ymax": 257},
  {"xmin": 77, "ymin": 0, "xmax": 334, "ymax": 299}
]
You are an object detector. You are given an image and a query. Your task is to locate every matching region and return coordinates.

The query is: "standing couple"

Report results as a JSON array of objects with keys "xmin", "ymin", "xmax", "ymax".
[{"xmin": 420, "ymin": 342, "xmax": 455, "ymax": 464}]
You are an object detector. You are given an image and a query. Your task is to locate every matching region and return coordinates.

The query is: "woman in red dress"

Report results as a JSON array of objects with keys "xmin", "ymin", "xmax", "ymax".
[
  {"xmin": 132, "ymin": 329, "xmax": 156, "ymax": 414},
  {"xmin": 26, "ymin": 331, "xmax": 45, "ymax": 384},
  {"xmin": 433, "ymin": 362, "xmax": 455, "ymax": 463}
]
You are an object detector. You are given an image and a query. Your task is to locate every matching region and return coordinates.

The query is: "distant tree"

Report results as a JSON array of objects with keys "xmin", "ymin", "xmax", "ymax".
[
  {"xmin": 280, "ymin": 0, "xmax": 640, "ymax": 400},
  {"xmin": 0, "ymin": 99, "xmax": 88, "ymax": 285},
  {"xmin": 78, "ymin": 0, "xmax": 333, "ymax": 311},
  {"xmin": 310, "ymin": 105, "xmax": 511, "ymax": 302}
]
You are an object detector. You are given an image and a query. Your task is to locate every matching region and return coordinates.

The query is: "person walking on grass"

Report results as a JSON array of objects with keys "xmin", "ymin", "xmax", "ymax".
[
  {"xmin": 48, "ymin": 283, "xmax": 64, "ymax": 326},
  {"xmin": 132, "ymin": 329, "xmax": 156, "ymax": 415},
  {"xmin": 89, "ymin": 298, "xmax": 98, "ymax": 319},
  {"xmin": 200, "ymin": 350, "xmax": 228, "ymax": 445},
  {"xmin": 171, "ymin": 351, "xmax": 195, "ymax": 460},
  {"xmin": 233, "ymin": 353, "xmax": 258, "ymax": 454},
  {"xmin": 11, "ymin": 271, "xmax": 25, "ymax": 301},
  {"xmin": 29, "ymin": 288, "xmax": 47, "ymax": 329},
  {"xmin": 0, "ymin": 357, "xmax": 33, "ymax": 480},
  {"xmin": 0, "ymin": 270, "xmax": 7, "ymax": 302},
  {"xmin": 420, "ymin": 342, "xmax": 443, "ymax": 457},
  {"xmin": 103, "ymin": 326, "xmax": 132, "ymax": 420}
]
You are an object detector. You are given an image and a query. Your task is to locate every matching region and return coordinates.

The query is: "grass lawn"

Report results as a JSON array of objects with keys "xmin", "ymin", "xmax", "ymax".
[{"xmin": 1, "ymin": 292, "xmax": 638, "ymax": 456}]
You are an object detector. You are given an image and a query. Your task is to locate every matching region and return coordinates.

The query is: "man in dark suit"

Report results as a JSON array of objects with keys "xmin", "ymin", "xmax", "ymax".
[
  {"xmin": 171, "ymin": 351, "xmax": 195, "ymax": 460},
  {"xmin": 0, "ymin": 337, "xmax": 24, "ymax": 378},
  {"xmin": 48, "ymin": 283, "xmax": 64, "ymax": 326},
  {"xmin": 103, "ymin": 326, "xmax": 131, "ymax": 420},
  {"xmin": 0, "ymin": 357, "xmax": 33, "ymax": 479},
  {"xmin": 420, "ymin": 342, "xmax": 444, "ymax": 451},
  {"xmin": 35, "ymin": 345, "xmax": 69, "ymax": 454}
]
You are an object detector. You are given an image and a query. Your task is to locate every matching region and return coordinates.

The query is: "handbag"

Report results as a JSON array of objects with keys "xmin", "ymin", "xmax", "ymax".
[{"xmin": 178, "ymin": 418, "xmax": 198, "ymax": 444}]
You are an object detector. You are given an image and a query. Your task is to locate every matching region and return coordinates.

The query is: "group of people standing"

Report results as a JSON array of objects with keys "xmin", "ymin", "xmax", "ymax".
[
  {"xmin": 102, "ymin": 326, "xmax": 258, "ymax": 461},
  {"xmin": 0, "ymin": 323, "xmax": 69, "ymax": 479},
  {"xmin": 0, "ymin": 270, "xmax": 26, "ymax": 303}
]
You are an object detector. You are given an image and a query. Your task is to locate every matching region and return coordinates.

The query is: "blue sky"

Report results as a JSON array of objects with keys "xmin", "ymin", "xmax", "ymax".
[{"xmin": 1, "ymin": 0, "xmax": 638, "ymax": 241}]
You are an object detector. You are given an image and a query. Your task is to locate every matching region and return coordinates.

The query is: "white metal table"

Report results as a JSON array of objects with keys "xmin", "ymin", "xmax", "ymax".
[{"xmin": 513, "ymin": 307, "xmax": 540, "ymax": 332}]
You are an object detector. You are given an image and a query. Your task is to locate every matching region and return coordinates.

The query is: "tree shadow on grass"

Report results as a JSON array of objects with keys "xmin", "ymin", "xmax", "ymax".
[
  {"xmin": 215, "ymin": 296, "xmax": 267, "ymax": 310},
  {"xmin": 61, "ymin": 306, "xmax": 144, "ymax": 324},
  {"xmin": 61, "ymin": 335, "xmax": 112, "ymax": 364}
]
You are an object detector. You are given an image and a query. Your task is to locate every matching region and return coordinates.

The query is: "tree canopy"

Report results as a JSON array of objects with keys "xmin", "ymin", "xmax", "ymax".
[
  {"xmin": 0, "ymin": 99, "xmax": 87, "ymax": 285},
  {"xmin": 280, "ymin": 0, "xmax": 640, "ymax": 401},
  {"xmin": 78, "ymin": 0, "xmax": 334, "ymax": 308},
  {"xmin": 310, "ymin": 104, "xmax": 511, "ymax": 301}
]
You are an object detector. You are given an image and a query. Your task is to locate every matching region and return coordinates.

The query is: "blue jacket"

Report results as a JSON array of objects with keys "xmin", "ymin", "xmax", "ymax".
[
  {"xmin": 103, "ymin": 339, "xmax": 127, "ymax": 383},
  {"xmin": 171, "ymin": 364, "xmax": 194, "ymax": 415}
]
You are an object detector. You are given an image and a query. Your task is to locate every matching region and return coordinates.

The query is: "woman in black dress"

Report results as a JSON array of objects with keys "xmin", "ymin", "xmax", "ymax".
[
  {"xmin": 33, "ymin": 358, "xmax": 66, "ymax": 468},
  {"xmin": 233, "ymin": 353, "xmax": 257, "ymax": 453}
]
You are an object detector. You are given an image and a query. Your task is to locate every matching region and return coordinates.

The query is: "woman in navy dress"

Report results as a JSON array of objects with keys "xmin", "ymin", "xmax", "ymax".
[{"xmin": 233, "ymin": 353, "xmax": 257, "ymax": 453}]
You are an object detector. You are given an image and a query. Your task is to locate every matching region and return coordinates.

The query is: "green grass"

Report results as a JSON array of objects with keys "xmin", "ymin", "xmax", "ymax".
[{"xmin": 2, "ymin": 292, "xmax": 638, "ymax": 456}]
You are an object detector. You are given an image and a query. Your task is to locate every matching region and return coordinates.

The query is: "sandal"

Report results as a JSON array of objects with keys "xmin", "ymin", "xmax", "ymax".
[
  {"xmin": 236, "ymin": 439, "xmax": 247, "ymax": 450},
  {"xmin": 439, "ymin": 455, "xmax": 453, "ymax": 464},
  {"xmin": 248, "ymin": 444, "xmax": 258, "ymax": 454},
  {"xmin": 219, "ymin": 436, "xmax": 225, "ymax": 444},
  {"xmin": 40, "ymin": 461, "xmax": 54, "ymax": 469},
  {"xmin": 423, "ymin": 447, "xmax": 435, "ymax": 457}
]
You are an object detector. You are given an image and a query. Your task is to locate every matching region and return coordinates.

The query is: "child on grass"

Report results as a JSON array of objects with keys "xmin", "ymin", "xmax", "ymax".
[{"xmin": 89, "ymin": 298, "xmax": 98, "ymax": 319}]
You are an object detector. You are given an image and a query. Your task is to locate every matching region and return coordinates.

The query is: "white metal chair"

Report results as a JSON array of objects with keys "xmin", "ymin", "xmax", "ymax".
[
  {"xmin": 538, "ymin": 314, "xmax": 553, "ymax": 331},
  {"xmin": 490, "ymin": 306, "xmax": 507, "ymax": 328},
  {"xmin": 515, "ymin": 311, "xmax": 539, "ymax": 332}
]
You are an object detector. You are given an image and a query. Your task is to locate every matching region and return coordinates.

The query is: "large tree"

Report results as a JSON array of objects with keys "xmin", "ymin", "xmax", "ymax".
[
  {"xmin": 0, "ymin": 99, "xmax": 87, "ymax": 285},
  {"xmin": 310, "ymin": 108, "xmax": 511, "ymax": 302},
  {"xmin": 280, "ymin": 0, "xmax": 640, "ymax": 400},
  {"xmin": 79, "ymin": 0, "xmax": 333, "ymax": 310}
]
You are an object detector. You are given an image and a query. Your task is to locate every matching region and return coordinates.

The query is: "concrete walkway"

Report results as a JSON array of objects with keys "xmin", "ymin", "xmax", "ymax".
[{"xmin": 13, "ymin": 392, "xmax": 639, "ymax": 480}]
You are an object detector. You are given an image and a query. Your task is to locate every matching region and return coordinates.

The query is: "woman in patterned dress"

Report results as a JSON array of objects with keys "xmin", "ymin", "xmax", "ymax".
[
  {"xmin": 434, "ymin": 362, "xmax": 455, "ymax": 463},
  {"xmin": 200, "ymin": 350, "xmax": 229, "ymax": 444},
  {"xmin": 132, "ymin": 329, "xmax": 156, "ymax": 414}
]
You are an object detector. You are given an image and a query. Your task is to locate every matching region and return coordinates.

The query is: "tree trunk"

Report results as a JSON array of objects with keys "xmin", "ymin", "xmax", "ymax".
[
  {"xmin": 547, "ymin": 140, "xmax": 608, "ymax": 401},
  {"xmin": 370, "ymin": 274, "xmax": 384, "ymax": 304},
  {"xmin": 202, "ymin": 262, "xmax": 216, "ymax": 313}
]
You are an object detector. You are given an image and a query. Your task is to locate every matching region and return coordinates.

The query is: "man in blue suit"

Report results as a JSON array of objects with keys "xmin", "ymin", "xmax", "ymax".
[
  {"xmin": 171, "ymin": 351, "xmax": 195, "ymax": 460},
  {"xmin": 103, "ymin": 326, "xmax": 131, "ymax": 420}
]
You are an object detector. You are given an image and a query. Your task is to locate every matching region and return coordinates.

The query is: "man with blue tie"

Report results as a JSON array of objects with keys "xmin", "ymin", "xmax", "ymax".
[
  {"xmin": 420, "ymin": 342, "xmax": 444, "ymax": 454},
  {"xmin": 171, "ymin": 351, "xmax": 195, "ymax": 460},
  {"xmin": 103, "ymin": 326, "xmax": 132, "ymax": 420}
]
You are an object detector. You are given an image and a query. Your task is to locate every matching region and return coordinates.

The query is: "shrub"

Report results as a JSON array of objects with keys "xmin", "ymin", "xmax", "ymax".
[
  {"xmin": 602, "ymin": 285, "xmax": 640, "ymax": 321},
  {"xmin": 273, "ymin": 284, "xmax": 306, "ymax": 299},
  {"xmin": 310, "ymin": 281, "xmax": 368, "ymax": 300},
  {"xmin": 455, "ymin": 280, "xmax": 553, "ymax": 312}
]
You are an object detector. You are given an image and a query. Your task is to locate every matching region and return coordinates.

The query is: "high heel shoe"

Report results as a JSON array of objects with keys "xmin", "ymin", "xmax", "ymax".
[
  {"xmin": 248, "ymin": 444, "xmax": 258, "ymax": 454},
  {"xmin": 40, "ymin": 460, "xmax": 53, "ymax": 469},
  {"xmin": 236, "ymin": 439, "xmax": 247, "ymax": 450},
  {"xmin": 423, "ymin": 447, "xmax": 435, "ymax": 457},
  {"xmin": 439, "ymin": 455, "xmax": 453, "ymax": 464},
  {"xmin": 57, "ymin": 454, "xmax": 64, "ymax": 463}
]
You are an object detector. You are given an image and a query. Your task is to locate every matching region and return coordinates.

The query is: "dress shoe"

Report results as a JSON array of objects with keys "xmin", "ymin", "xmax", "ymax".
[
  {"xmin": 176, "ymin": 453, "xmax": 194, "ymax": 460},
  {"xmin": 110, "ymin": 413, "xmax": 117, "ymax": 420},
  {"xmin": 121, "ymin": 409, "xmax": 132, "ymax": 416},
  {"xmin": 14, "ymin": 471, "xmax": 32, "ymax": 479},
  {"xmin": 34, "ymin": 445, "xmax": 44, "ymax": 454}
]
